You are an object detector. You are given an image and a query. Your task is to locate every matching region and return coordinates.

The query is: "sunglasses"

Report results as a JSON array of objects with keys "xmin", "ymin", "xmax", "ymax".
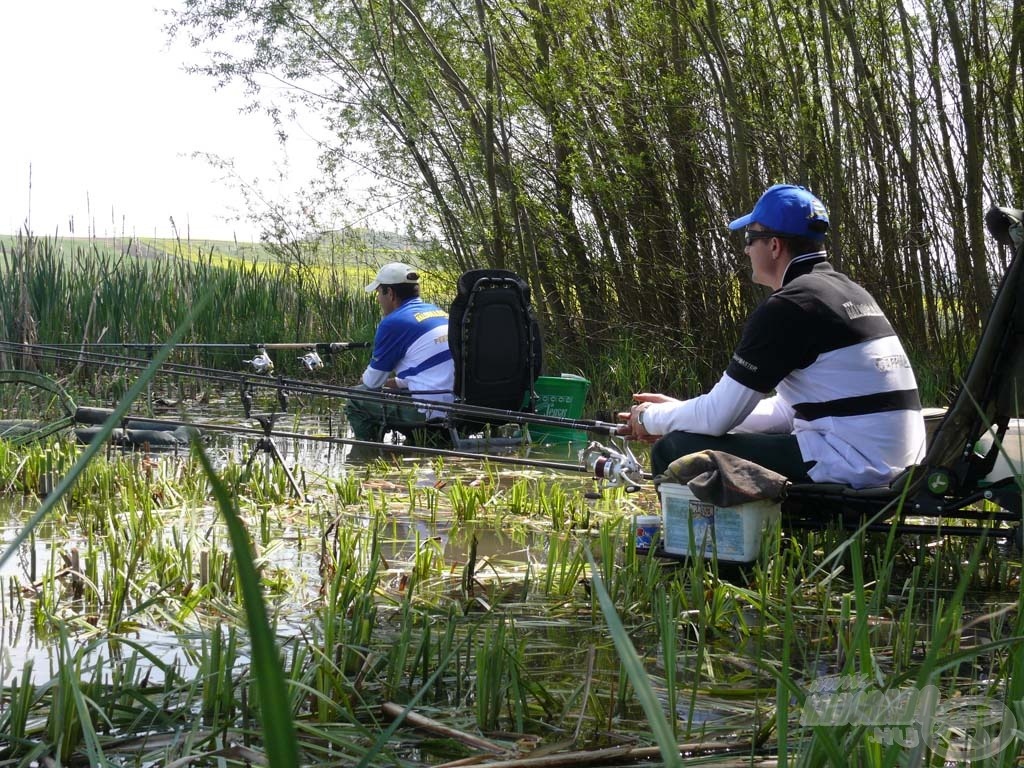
[{"xmin": 744, "ymin": 229, "xmax": 788, "ymax": 246}]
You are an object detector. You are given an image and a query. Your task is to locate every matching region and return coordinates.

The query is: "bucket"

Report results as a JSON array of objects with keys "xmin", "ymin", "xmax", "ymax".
[
  {"xmin": 633, "ymin": 515, "xmax": 662, "ymax": 551},
  {"xmin": 529, "ymin": 374, "xmax": 590, "ymax": 444}
]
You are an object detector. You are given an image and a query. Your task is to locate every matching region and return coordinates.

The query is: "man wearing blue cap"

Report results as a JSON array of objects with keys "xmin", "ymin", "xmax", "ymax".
[{"xmin": 619, "ymin": 184, "xmax": 926, "ymax": 489}]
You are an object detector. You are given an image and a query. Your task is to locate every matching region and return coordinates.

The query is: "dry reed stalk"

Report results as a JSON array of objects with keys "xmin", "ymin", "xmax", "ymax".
[
  {"xmin": 382, "ymin": 701, "xmax": 508, "ymax": 754},
  {"xmin": 433, "ymin": 740, "xmax": 761, "ymax": 768}
]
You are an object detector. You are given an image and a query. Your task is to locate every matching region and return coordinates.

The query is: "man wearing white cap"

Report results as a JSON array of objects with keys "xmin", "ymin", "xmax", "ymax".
[
  {"xmin": 619, "ymin": 184, "xmax": 926, "ymax": 489},
  {"xmin": 345, "ymin": 262, "xmax": 454, "ymax": 445}
]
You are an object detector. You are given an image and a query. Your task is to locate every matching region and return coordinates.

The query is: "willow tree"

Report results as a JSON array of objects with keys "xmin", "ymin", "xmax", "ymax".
[{"xmin": 171, "ymin": 0, "xmax": 1024, "ymax": 396}]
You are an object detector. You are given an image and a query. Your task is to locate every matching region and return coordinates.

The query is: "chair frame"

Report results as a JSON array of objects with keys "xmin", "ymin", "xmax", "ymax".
[{"xmin": 446, "ymin": 269, "xmax": 543, "ymax": 449}]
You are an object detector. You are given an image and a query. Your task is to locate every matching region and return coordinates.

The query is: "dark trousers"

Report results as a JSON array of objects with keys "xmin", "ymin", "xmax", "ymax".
[
  {"xmin": 344, "ymin": 384, "xmax": 428, "ymax": 441},
  {"xmin": 650, "ymin": 431, "xmax": 816, "ymax": 480}
]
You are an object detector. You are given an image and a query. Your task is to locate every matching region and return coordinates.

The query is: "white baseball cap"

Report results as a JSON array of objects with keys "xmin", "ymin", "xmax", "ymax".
[{"xmin": 364, "ymin": 262, "xmax": 420, "ymax": 293}]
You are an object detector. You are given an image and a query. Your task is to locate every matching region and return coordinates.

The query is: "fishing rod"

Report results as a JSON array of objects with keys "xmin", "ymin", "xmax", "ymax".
[
  {"xmin": 23, "ymin": 342, "xmax": 371, "ymax": 349},
  {"xmin": 71, "ymin": 406, "xmax": 595, "ymax": 473},
  {"xmin": 2, "ymin": 344, "xmax": 649, "ymax": 492},
  {"xmin": 5, "ymin": 343, "xmax": 626, "ymax": 436},
  {"xmin": 71, "ymin": 402, "xmax": 649, "ymax": 497},
  {"xmin": 69, "ymin": 407, "xmax": 613, "ymax": 501},
  {"xmin": 13, "ymin": 341, "xmax": 372, "ymax": 373}
]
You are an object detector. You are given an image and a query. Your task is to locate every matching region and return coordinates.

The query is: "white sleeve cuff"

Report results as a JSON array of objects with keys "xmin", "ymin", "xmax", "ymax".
[{"xmin": 361, "ymin": 367, "xmax": 389, "ymax": 389}]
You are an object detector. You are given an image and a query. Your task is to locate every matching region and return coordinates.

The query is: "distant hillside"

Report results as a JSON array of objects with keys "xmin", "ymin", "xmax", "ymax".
[{"xmin": 0, "ymin": 228, "xmax": 432, "ymax": 267}]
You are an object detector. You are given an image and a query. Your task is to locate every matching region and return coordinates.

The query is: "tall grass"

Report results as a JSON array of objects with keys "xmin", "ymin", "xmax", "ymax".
[
  {"xmin": 0, "ymin": 230, "xmax": 696, "ymax": 414},
  {"xmin": 0, "ymin": 233, "xmax": 381, "ymax": 381}
]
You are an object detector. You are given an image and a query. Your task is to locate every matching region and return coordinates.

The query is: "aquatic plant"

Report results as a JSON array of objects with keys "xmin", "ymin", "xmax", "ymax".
[{"xmin": 2, "ymin": 406, "xmax": 1023, "ymax": 765}]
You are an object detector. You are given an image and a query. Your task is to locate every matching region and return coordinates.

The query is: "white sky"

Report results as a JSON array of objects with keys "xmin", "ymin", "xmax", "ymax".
[{"xmin": 1, "ymin": 2, "xmax": 334, "ymax": 242}]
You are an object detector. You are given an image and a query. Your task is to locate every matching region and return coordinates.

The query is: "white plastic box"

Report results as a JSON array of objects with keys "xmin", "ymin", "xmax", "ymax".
[
  {"xmin": 660, "ymin": 483, "xmax": 780, "ymax": 563},
  {"xmin": 979, "ymin": 419, "xmax": 1024, "ymax": 483}
]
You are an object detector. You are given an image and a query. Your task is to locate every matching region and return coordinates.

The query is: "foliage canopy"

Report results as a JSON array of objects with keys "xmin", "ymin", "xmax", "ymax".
[{"xmin": 170, "ymin": 0, "xmax": 1024, "ymax": 397}]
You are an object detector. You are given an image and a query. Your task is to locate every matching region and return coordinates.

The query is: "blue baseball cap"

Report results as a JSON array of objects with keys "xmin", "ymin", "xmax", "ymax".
[{"xmin": 728, "ymin": 184, "xmax": 830, "ymax": 240}]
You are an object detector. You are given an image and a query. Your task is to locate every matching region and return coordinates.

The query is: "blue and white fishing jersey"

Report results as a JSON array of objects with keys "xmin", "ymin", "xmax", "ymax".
[
  {"xmin": 363, "ymin": 298, "xmax": 454, "ymax": 416},
  {"xmin": 724, "ymin": 258, "xmax": 926, "ymax": 487}
]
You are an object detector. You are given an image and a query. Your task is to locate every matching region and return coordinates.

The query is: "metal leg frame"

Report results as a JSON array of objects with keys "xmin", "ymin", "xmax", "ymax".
[
  {"xmin": 784, "ymin": 478, "xmax": 1021, "ymax": 540},
  {"xmin": 242, "ymin": 413, "xmax": 307, "ymax": 501}
]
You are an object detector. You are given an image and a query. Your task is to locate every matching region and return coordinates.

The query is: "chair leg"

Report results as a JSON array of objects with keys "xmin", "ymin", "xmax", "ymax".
[{"xmin": 403, "ymin": 424, "xmax": 452, "ymax": 449}]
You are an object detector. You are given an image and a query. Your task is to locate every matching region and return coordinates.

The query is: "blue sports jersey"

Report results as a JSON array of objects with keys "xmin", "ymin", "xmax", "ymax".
[{"xmin": 362, "ymin": 298, "xmax": 454, "ymax": 415}]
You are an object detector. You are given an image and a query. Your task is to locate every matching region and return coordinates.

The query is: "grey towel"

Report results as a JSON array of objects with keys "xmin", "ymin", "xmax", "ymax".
[{"xmin": 658, "ymin": 450, "xmax": 788, "ymax": 507}]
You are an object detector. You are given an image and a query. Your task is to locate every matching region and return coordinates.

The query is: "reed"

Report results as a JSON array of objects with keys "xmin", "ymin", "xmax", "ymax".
[
  {"xmin": 199, "ymin": 622, "xmax": 239, "ymax": 726},
  {"xmin": 447, "ymin": 481, "xmax": 489, "ymax": 523},
  {"xmin": 583, "ymin": 546, "xmax": 683, "ymax": 767},
  {"xmin": 0, "ymin": 234, "xmax": 382, "ymax": 382},
  {"xmin": 0, "ymin": 660, "xmax": 36, "ymax": 758},
  {"xmin": 475, "ymin": 615, "xmax": 523, "ymax": 731},
  {"xmin": 541, "ymin": 531, "xmax": 587, "ymax": 596},
  {"xmin": 653, "ymin": 584, "xmax": 680, "ymax": 739},
  {"xmin": 383, "ymin": 591, "xmax": 418, "ymax": 700},
  {"xmin": 194, "ymin": 442, "xmax": 301, "ymax": 765}
]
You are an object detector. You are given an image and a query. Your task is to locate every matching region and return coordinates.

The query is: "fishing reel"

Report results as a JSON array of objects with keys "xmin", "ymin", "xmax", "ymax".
[
  {"xmin": 582, "ymin": 439, "xmax": 644, "ymax": 493},
  {"xmin": 243, "ymin": 348, "xmax": 274, "ymax": 374},
  {"xmin": 298, "ymin": 349, "xmax": 324, "ymax": 371}
]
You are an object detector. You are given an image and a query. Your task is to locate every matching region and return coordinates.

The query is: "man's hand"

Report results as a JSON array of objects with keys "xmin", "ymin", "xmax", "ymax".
[{"xmin": 616, "ymin": 393, "xmax": 678, "ymax": 442}]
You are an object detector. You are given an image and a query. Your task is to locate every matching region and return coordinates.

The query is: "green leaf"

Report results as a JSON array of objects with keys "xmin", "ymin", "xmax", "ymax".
[
  {"xmin": 193, "ymin": 443, "xmax": 300, "ymax": 767},
  {"xmin": 584, "ymin": 547, "xmax": 682, "ymax": 768}
]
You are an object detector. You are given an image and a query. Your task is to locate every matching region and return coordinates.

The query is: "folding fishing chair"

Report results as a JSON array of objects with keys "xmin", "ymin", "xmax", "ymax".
[
  {"xmin": 781, "ymin": 205, "xmax": 1024, "ymax": 545},
  {"xmin": 443, "ymin": 268, "xmax": 544, "ymax": 449}
]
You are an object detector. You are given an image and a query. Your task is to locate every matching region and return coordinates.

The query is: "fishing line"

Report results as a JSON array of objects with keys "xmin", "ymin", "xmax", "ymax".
[{"xmin": 17, "ymin": 341, "xmax": 371, "ymax": 351}]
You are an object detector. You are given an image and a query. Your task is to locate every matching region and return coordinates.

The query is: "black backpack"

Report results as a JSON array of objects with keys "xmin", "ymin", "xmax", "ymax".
[{"xmin": 448, "ymin": 269, "xmax": 544, "ymax": 415}]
